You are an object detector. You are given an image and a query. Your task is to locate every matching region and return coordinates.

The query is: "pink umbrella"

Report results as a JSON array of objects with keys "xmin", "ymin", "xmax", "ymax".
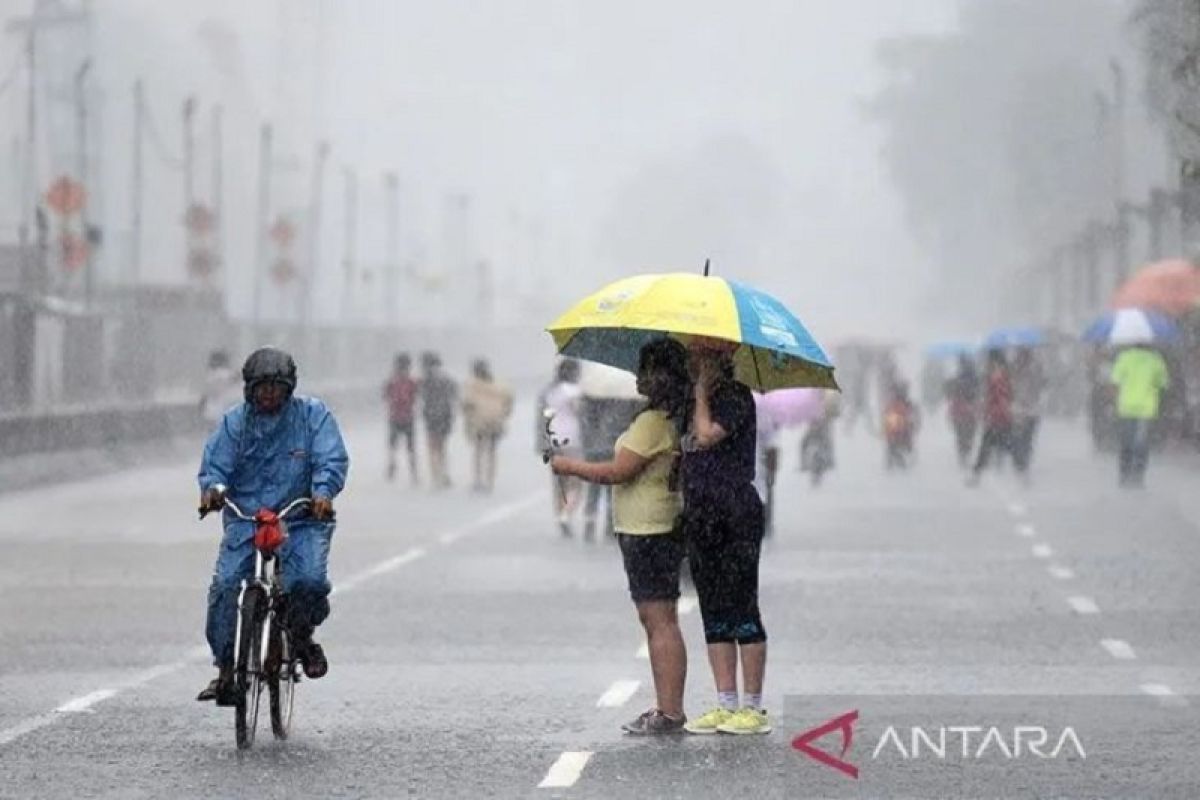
[{"xmin": 754, "ymin": 388, "xmax": 825, "ymax": 429}]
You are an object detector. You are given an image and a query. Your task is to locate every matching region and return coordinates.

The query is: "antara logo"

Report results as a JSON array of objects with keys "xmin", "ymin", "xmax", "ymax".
[{"xmin": 792, "ymin": 711, "xmax": 1088, "ymax": 781}]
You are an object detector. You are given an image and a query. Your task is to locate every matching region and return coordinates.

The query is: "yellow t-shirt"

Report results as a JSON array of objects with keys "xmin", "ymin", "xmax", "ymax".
[{"xmin": 612, "ymin": 410, "xmax": 682, "ymax": 535}]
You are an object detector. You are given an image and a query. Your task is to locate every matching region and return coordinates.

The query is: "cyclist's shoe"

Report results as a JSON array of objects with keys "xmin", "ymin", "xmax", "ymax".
[
  {"xmin": 684, "ymin": 707, "xmax": 734, "ymax": 735},
  {"xmin": 197, "ymin": 666, "xmax": 234, "ymax": 703},
  {"xmin": 298, "ymin": 640, "xmax": 328, "ymax": 679}
]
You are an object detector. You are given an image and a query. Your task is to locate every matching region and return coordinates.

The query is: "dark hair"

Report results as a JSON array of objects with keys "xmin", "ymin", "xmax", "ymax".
[
  {"xmin": 638, "ymin": 338, "xmax": 691, "ymax": 424},
  {"xmin": 473, "ymin": 358, "xmax": 492, "ymax": 381},
  {"xmin": 555, "ymin": 358, "xmax": 580, "ymax": 384},
  {"xmin": 394, "ymin": 353, "xmax": 411, "ymax": 370}
]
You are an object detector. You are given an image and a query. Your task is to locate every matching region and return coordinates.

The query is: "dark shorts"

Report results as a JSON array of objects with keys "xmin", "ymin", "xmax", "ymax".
[
  {"xmin": 389, "ymin": 420, "xmax": 415, "ymax": 448},
  {"xmin": 682, "ymin": 486, "xmax": 767, "ymax": 644},
  {"xmin": 617, "ymin": 530, "xmax": 686, "ymax": 603}
]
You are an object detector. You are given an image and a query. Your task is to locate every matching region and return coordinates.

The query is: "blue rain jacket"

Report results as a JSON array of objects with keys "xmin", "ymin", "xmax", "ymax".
[{"xmin": 198, "ymin": 395, "xmax": 350, "ymax": 529}]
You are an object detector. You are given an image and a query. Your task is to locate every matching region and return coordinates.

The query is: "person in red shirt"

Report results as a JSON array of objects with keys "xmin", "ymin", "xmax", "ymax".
[
  {"xmin": 967, "ymin": 350, "xmax": 1013, "ymax": 486},
  {"xmin": 383, "ymin": 353, "xmax": 420, "ymax": 484}
]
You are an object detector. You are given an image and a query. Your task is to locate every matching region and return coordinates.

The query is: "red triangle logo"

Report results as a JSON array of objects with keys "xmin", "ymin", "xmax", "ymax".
[{"xmin": 791, "ymin": 710, "xmax": 860, "ymax": 779}]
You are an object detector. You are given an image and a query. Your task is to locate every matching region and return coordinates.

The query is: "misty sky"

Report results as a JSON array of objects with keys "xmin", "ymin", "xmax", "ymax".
[{"xmin": 1, "ymin": 0, "xmax": 955, "ymax": 338}]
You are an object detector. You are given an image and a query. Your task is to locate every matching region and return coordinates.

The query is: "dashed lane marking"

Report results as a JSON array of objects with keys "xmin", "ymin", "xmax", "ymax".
[
  {"xmin": 539, "ymin": 751, "xmax": 594, "ymax": 789},
  {"xmin": 1067, "ymin": 596, "xmax": 1100, "ymax": 615},
  {"xmin": 1015, "ymin": 523, "xmax": 1036, "ymax": 538},
  {"xmin": 1101, "ymin": 639, "xmax": 1137, "ymax": 660},
  {"xmin": 1047, "ymin": 565, "xmax": 1075, "ymax": 581},
  {"xmin": 1140, "ymin": 683, "xmax": 1189, "ymax": 707},
  {"xmin": 1032, "ymin": 544, "xmax": 1054, "ymax": 559},
  {"xmin": 596, "ymin": 680, "xmax": 640, "ymax": 708}
]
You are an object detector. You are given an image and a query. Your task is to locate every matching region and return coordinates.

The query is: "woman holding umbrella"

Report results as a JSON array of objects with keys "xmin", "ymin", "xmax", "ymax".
[
  {"xmin": 550, "ymin": 339, "xmax": 692, "ymax": 735},
  {"xmin": 546, "ymin": 268, "xmax": 836, "ymax": 738}
]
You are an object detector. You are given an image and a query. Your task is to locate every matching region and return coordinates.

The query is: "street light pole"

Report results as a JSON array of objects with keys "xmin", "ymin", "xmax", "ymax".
[
  {"xmin": 74, "ymin": 58, "xmax": 91, "ymax": 308},
  {"xmin": 130, "ymin": 79, "xmax": 144, "ymax": 287},
  {"xmin": 252, "ymin": 123, "xmax": 273, "ymax": 337}
]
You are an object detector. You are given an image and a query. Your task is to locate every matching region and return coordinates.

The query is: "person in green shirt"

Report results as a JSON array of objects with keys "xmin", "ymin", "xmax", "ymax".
[
  {"xmin": 551, "ymin": 338, "xmax": 692, "ymax": 735},
  {"xmin": 1110, "ymin": 345, "xmax": 1170, "ymax": 488}
]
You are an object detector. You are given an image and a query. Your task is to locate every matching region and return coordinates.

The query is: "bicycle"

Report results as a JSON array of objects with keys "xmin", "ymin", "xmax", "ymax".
[{"xmin": 199, "ymin": 496, "xmax": 314, "ymax": 750}]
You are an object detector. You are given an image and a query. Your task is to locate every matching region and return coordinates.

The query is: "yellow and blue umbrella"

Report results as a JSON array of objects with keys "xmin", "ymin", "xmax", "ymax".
[{"xmin": 546, "ymin": 272, "xmax": 836, "ymax": 391}]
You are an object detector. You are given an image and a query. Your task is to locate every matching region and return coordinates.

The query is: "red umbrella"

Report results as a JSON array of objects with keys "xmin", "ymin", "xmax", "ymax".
[{"xmin": 1110, "ymin": 259, "xmax": 1200, "ymax": 317}]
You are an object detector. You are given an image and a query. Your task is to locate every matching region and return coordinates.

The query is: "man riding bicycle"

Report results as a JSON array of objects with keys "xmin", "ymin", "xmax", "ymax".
[{"xmin": 196, "ymin": 347, "xmax": 350, "ymax": 702}]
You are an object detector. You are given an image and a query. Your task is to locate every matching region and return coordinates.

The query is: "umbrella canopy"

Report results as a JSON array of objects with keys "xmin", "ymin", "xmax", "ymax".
[
  {"xmin": 1082, "ymin": 308, "xmax": 1179, "ymax": 346},
  {"xmin": 546, "ymin": 272, "xmax": 837, "ymax": 391},
  {"xmin": 754, "ymin": 388, "xmax": 824, "ymax": 428},
  {"xmin": 925, "ymin": 341, "xmax": 975, "ymax": 359},
  {"xmin": 983, "ymin": 326, "xmax": 1044, "ymax": 350},
  {"xmin": 1110, "ymin": 259, "xmax": 1200, "ymax": 317}
]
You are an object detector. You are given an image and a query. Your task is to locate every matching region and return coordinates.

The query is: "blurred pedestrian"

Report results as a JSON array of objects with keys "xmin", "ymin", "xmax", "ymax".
[
  {"xmin": 200, "ymin": 350, "xmax": 239, "ymax": 427},
  {"xmin": 579, "ymin": 363, "xmax": 643, "ymax": 541},
  {"xmin": 419, "ymin": 352, "xmax": 458, "ymax": 489},
  {"xmin": 383, "ymin": 353, "xmax": 420, "ymax": 485},
  {"xmin": 681, "ymin": 338, "xmax": 770, "ymax": 736},
  {"xmin": 1111, "ymin": 345, "xmax": 1170, "ymax": 488},
  {"xmin": 551, "ymin": 339, "xmax": 691, "ymax": 735},
  {"xmin": 882, "ymin": 379, "xmax": 919, "ymax": 470},
  {"xmin": 463, "ymin": 358, "xmax": 514, "ymax": 493},
  {"xmin": 944, "ymin": 354, "xmax": 980, "ymax": 468},
  {"xmin": 1011, "ymin": 347, "xmax": 1046, "ymax": 482},
  {"xmin": 967, "ymin": 350, "xmax": 1013, "ymax": 487},
  {"xmin": 799, "ymin": 391, "xmax": 839, "ymax": 486},
  {"xmin": 542, "ymin": 359, "xmax": 584, "ymax": 534},
  {"xmin": 752, "ymin": 397, "xmax": 781, "ymax": 537}
]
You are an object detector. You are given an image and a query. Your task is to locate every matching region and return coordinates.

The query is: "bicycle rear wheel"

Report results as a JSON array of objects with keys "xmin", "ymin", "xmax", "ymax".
[
  {"xmin": 234, "ymin": 586, "xmax": 265, "ymax": 750},
  {"xmin": 268, "ymin": 617, "xmax": 297, "ymax": 740}
]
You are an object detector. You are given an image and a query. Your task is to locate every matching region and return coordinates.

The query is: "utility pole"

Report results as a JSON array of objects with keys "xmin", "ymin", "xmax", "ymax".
[
  {"xmin": 130, "ymin": 79, "xmax": 144, "ymax": 286},
  {"xmin": 211, "ymin": 104, "xmax": 223, "ymax": 290},
  {"xmin": 340, "ymin": 166, "xmax": 358, "ymax": 326},
  {"xmin": 182, "ymin": 96, "xmax": 196, "ymax": 287},
  {"xmin": 74, "ymin": 58, "xmax": 91, "ymax": 307},
  {"xmin": 252, "ymin": 123, "xmax": 273, "ymax": 336},
  {"xmin": 301, "ymin": 140, "xmax": 329, "ymax": 330},
  {"xmin": 383, "ymin": 170, "xmax": 400, "ymax": 328}
]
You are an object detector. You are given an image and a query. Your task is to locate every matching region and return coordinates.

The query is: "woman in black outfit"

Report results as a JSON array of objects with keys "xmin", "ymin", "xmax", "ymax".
[{"xmin": 680, "ymin": 339, "xmax": 771, "ymax": 736}]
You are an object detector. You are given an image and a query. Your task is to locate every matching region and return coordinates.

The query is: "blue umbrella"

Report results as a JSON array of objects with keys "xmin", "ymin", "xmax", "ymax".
[
  {"xmin": 925, "ymin": 341, "xmax": 975, "ymax": 359},
  {"xmin": 1081, "ymin": 308, "xmax": 1179, "ymax": 346},
  {"xmin": 983, "ymin": 327, "xmax": 1044, "ymax": 350}
]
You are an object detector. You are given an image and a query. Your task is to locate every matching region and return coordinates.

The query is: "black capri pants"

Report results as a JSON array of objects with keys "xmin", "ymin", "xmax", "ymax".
[{"xmin": 682, "ymin": 486, "xmax": 767, "ymax": 645}]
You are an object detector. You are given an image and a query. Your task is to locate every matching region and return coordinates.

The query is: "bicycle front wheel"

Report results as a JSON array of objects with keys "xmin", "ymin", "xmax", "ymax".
[
  {"xmin": 234, "ymin": 586, "xmax": 265, "ymax": 750},
  {"xmin": 268, "ymin": 616, "xmax": 296, "ymax": 740}
]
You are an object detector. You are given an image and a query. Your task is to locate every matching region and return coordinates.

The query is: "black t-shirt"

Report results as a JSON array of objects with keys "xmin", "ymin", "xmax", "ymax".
[{"xmin": 682, "ymin": 379, "xmax": 757, "ymax": 502}]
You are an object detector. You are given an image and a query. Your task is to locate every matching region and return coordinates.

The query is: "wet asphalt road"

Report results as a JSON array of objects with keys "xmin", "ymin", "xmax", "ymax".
[{"xmin": 1, "ymin": 400, "xmax": 1198, "ymax": 799}]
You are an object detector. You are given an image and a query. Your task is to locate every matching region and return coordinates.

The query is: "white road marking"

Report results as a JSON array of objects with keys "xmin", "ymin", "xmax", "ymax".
[
  {"xmin": 1032, "ymin": 544, "xmax": 1054, "ymax": 559},
  {"xmin": 1047, "ymin": 565, "xmax": 1075, "ymax": 581},
  {"xmin": 1100, "ymin": 639, "xmax": 1137, "ymax": 660},
  {"xmin": 0, "ymin": 492, "xmax": 542, "ymax": 749},
  {"xmin": 55, "ymin": 689, "xmax": 117, "ymax": 714},
  {"xmin": 596, "ymin": 680, "xmax": 640, "ymax": 708},
  {"xmin": 539, "ymin": 751, "xmax": 594, "ymax": 789},
  {"xmin": 636, "ymin": 642, "xmax": 649, "ymax": 660},
  {"xmin": 334, "ymin": 547, "xmax": 427, "ymax": 593},
  {"xmin": 1015, "ymin": 524, "xmax": 1036, "ymax": 538},
  {"xmin": 1008, "ymin": 502, "xmax": 1027, "ymax": 518},
  {"xmin": 678, "ymin": 595, "xmax": 698, "ymax": 615},
  {"xmin": 1140, "ymin": 683, "xmax": 1189, "ymax": 706},
  {"xmin": 1067, "ymin": 596, "xmax": 1100, "ymax": 615}
]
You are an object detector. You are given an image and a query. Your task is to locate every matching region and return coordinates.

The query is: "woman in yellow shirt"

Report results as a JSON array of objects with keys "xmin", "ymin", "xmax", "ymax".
[{"xmin": 551, "ymin": 338, "xmax": 691, "ymax": 735}]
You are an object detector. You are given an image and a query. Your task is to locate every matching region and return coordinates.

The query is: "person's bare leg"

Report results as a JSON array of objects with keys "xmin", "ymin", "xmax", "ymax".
[
  {"xmin": 485, "ymin": 437, "xmax": 498, "ymax": 491},
  {"xmin": 706, "ymin": 642, "xmax": 738, "ymax": 695},
  {"xmin": 739, "ymin": 641, "xmax": 767, "ymax": 697},
  {"xmin": 638, "ymin": 601, "xmax": 686, "ymax": 717}
]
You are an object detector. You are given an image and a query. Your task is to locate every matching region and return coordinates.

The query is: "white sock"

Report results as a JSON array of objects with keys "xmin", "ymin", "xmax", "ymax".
[
  {"xmin": 744, "ymin": 693, "xmax": 763, "ymax": 711},
  {"xmin": 718, "ymin": 691, "xmax": 739, "ymax": 711}
]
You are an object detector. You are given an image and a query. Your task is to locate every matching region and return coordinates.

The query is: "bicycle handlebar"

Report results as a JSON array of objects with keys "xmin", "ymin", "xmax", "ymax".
[{"xmin": 198, "ymin": 496, "xmax": 314, "ymax": 521}]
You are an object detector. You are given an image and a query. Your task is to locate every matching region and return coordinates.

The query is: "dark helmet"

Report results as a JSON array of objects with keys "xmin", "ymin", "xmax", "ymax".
[{"xmin": 242, "ymin": 347, "xmax": 298, "ymax": 403}]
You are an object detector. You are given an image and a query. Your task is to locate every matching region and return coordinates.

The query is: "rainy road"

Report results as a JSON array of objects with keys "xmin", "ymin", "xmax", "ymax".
[{"xmin": 2, "ymin": 399, "xmax": 1199, "ymax": 799}]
